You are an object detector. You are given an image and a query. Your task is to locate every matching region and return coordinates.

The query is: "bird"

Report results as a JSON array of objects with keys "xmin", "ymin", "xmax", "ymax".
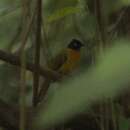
[{"xmin": 38, "ymin": 39, "xmax": 84, "ymax": 103}]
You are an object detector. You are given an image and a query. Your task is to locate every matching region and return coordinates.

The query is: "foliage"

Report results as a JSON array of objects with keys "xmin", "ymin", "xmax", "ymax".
[
  {"xmin": 37, "ymin": 42, "xmax": 130, "ymax": 128},
  {"xmin": 0, "ymin": 0, "xmax": 130, "ymax": 130}
]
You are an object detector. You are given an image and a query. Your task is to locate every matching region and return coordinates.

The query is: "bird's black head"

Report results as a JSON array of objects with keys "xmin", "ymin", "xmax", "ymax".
[{"xmin": 68, "ymin": 39, "xmax": 84, "ymax": 51}]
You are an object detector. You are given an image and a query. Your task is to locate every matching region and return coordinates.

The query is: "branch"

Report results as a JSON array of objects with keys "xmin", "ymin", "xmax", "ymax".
[
  {"xmin": 0, "ymin": 49, "xmax": 60, "ymax": 80},
  {"xmin": 108, "ymin": 8, "xmax": 127, "ymax": 33},
  {"xmin": 33, "ymin": 0, "xmax": 42, "ymax": 107}
]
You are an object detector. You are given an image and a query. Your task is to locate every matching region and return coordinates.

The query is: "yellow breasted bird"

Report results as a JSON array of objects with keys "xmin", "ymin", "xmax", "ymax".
[{"xmin": 38, "ymin": 39, "xmax": 84, "ymax": 102}]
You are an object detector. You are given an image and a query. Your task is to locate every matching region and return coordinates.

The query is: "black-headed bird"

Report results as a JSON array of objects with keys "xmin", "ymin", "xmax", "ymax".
[{"xmin": 38, "ymin": 39, "xmax": 84, "ymax": 103}]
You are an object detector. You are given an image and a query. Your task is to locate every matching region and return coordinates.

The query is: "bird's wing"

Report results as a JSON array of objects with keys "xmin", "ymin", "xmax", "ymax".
[
  {"xmin": 38, "ymin": 51, "xmax": 67, "ymax": 103},
  {"xmin": 48, "ymin": 50, "xmax": 67, "ymax": 71}
]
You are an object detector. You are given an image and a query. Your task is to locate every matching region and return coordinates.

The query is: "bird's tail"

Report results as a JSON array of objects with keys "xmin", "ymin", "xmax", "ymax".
[{"xmin": 38, "ymin": 78, "xmax": 51, "ymax": 103}]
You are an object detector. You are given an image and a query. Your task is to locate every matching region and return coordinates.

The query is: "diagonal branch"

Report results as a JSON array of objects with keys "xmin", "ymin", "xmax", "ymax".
[{"xmin": 0, "ymin": 49, "xmax": 60, "ymax": 80}]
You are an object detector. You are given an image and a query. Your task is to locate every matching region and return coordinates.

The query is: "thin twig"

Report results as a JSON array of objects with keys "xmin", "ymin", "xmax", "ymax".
[
  {"xmin": 94, "ymin": 0, "xmax": 108, "ymax": 48},
  {"xmin": 41, "ymin": 18, "xmax": 52, "ymax": 63},
  {"xmin": 108, "ymin": 8, "xmax": 127, "ymax": 33},
  {"xmin": 18, "ymin": 3, "xmax": 36, "ymax": 53}
]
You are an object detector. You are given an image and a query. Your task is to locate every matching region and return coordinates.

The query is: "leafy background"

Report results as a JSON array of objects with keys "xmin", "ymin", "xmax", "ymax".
[{"xmin": 0, "ymin": 0, "xmax": 130, "ymax": 130}]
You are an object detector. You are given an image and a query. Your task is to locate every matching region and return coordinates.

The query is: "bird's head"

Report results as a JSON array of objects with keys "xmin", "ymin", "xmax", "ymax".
[{"xmin": 68, "ymin": 39, "xmax": 84, "ymax": 51}]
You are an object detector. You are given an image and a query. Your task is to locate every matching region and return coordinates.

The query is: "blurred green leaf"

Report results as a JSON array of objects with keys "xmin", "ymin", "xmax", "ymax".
[
  {"xmin": 47, "ymin": 6, "xmax": 80, "ymax": 23},
  {"xmin": 36, "ymin": 41, "xmax": 130, "ymax": 129},
  {"xmin": 120, "ymin": 0, "xmax": 130, "ymax": 6},
  {"xmin": 43, "ymin": 0, "xmax": 79, "ymax": 15}
]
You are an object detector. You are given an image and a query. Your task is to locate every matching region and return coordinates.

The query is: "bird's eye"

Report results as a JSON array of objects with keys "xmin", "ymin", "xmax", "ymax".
[{"xmin": 73, "ymin": 42, "xmax": 78, "ymax": 47}]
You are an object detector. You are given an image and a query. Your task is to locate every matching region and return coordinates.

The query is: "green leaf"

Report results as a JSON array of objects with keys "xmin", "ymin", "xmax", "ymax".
[
  {"xmin": 47, "ymin": 6, "xmax": 80, "ymax": 23},
  {"xmin": 36, "ymin": 40, "xmax": 130, "ymax": 129}
]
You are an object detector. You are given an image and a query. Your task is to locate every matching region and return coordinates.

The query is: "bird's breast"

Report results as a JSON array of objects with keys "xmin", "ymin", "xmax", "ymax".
[{"xmin": 59, "ymin": 49, "xmax": 80, "ymax": 74}]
